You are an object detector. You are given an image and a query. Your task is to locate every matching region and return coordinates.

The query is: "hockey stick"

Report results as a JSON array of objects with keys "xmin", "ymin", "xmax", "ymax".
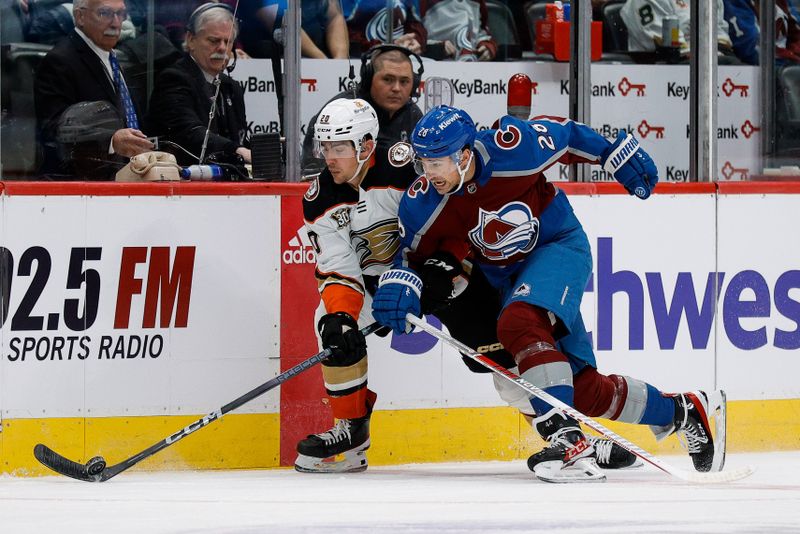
[
  {"xmin": 34, "ymin": 322, "xmax": 385, "ymax": 482},
  {"xmin": 406, "ymin": 314, "xmax": 755, "ymax": 484}
]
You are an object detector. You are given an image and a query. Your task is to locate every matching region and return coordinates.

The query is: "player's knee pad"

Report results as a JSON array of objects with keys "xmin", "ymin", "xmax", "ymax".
[
  {"xmin": 492, "ymin": 369, "xmax": 535, "ymax": 416},
  {"xmin": 497, "ymin": 302, "xmax": 558, "ymax": 358},
  {"xmin": 497, "ymin": 302, "xmax": 565, "ymax": 374},
  {"xmin": 573, "ymin": 368, "xmax": 648, "ymax": 423}
]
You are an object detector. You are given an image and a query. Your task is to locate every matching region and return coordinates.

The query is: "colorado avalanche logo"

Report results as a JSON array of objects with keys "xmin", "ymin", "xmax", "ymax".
[
  {"xmin": 365, "ymin": 7, "xmax": 405, "ymax": 42},
  {"xmin": 468, "ymin": 201, "xmax": 539, "ymax": 260},
  {"xmin": 494, "ymin": 124, "xmax": 522, "ymax": 150},
  {"xmin": 407, "ymin": 176, "xmax": 429, "ymax": 198}
]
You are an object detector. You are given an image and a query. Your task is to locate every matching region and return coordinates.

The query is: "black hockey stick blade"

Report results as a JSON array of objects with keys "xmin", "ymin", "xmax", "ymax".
[
  {"xmin": 33, "ymin": 444, "xmax": 109, "ymax": 482},
  {"xmin": 33, "ymin": 322, "xmax": 384, "ymax": 482}
]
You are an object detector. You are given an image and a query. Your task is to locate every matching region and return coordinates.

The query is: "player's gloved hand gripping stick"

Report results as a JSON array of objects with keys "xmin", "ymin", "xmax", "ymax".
[
  {"xmin": 372, "ymin": 267, "xmax": 423, "ymax": 334},
  {"xmin": 33, "ymin": 322, "xmax": 384, "ymax": 482}
]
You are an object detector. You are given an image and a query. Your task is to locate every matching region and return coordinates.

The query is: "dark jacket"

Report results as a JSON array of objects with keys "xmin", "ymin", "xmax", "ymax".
[
  {"xmin": 301, "ymin": 88, "xmax": 423, "ymax": 176},
  {"xmin": 147, "ymin": 54, "xmax": 248, "ymax": 166},
  {"xmin": 34, "ymin": 30, "xmax": 132, "ymax": 180}
]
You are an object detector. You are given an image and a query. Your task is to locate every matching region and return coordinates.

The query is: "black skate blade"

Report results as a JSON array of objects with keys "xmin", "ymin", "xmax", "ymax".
[{"xmin": 34, "ymin": 444, "xmax": 102, "ymax": 482}]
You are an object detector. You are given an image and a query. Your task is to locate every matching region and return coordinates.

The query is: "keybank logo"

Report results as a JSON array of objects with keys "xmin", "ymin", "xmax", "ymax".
[
  {"xmin": 588, "ymin": 238, "xmax": 800, "ymax": 351},
  {"xmin": 283, "ymin": 227, "xmax": 316, "ymax": 264}
]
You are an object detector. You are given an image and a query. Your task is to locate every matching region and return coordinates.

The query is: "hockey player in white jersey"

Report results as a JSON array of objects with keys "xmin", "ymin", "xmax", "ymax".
[
  {"xmin": 621, "ymin": 0, "xmax": 732, "ymax": 55},
  {"xmin": 295, "ymin": 98, "xmax": 416, "ymax": 473}
]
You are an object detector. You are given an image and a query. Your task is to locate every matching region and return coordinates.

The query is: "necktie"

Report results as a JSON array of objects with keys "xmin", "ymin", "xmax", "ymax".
[{"xmin": 109, "ymin": 52, "xmax": 139, "ymax": 130}]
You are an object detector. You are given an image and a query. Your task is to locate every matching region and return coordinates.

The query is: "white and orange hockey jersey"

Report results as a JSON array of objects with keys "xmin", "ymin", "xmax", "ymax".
[{"xmin": 302, "ymin": 142, "xmax": 416, "ymax": 320}]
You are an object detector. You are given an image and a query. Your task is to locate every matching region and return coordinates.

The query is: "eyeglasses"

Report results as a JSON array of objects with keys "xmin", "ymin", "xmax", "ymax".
[{"xmin": 80, "ymin": 7, "xmax": 128, "ymax": 22}]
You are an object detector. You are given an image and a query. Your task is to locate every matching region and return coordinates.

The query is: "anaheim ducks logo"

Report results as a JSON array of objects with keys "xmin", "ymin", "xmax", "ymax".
[
  {"xmin": 352, "ymin": 219, "xmax": 400, "ymax": 269},
  {"xmin": 388, "ymin": 142, "xmax": 413, "ymax": 167},
  {"xmin": 468, "ymin": 201, "xmax": 539, "ymax": 260},
  {"xmin": 304, "ymin": 177, "xmax": 320, "ymax": 201}
]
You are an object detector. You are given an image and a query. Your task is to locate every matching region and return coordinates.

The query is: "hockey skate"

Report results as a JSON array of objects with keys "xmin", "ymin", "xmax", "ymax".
[
  {"xmin": 527, "ymin": 409, "xmax": 606, "ymax": 483},
  {"xmin": 589, "ymin": 436, "xmax": 642, "ymax": 469},
  {"xmin": 651, "ymin": 390, "xmax": 726, "ymax": 473},
  {"xmin": 294, "ymin": 414, "xmax": 371, "ymax": 474}
]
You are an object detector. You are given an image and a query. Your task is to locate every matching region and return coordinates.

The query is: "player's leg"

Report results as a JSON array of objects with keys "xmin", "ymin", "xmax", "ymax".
[
  {"xmin": 564, "ymin": 314, "xmax": 725, "ymax": 473},
  {"xmin": 295, "ymin": 301, "xmax": 377, "ymax": 473},
  {"xmin": 496, "ymin": 220, "xmax": 604, "ymax": 482}
]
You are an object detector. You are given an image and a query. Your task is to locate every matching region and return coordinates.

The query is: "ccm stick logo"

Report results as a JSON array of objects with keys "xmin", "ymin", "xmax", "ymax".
[
  {"xmin": 283, "ymin": 228, "xmax": 317, "ymax": 264},
  {"xmin": 166, "ymin": 409, "xmax": 222, "ymax": 444}
]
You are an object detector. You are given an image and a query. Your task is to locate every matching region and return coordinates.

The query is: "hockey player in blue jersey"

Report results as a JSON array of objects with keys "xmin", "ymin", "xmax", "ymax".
[{"xmin": 371, "ymin": 105, "xmax": 727, "ymax": 482}]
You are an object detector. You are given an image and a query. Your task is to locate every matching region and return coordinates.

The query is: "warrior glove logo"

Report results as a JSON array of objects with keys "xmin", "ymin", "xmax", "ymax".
[{"xmin": 468, "ymin": 201, "xmax": 539, "ymax": 260}]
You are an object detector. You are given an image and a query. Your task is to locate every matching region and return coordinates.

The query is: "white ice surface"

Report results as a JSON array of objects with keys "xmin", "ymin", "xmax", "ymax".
[{"xmin": 1, "ymin": 452, "xmax": 798, "ymax": 534}]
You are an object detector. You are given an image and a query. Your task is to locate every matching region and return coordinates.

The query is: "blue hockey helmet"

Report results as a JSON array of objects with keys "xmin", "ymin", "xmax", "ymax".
[{"xmin": 411, "ymin": 106, "xmax": 476, "ymax": 159}]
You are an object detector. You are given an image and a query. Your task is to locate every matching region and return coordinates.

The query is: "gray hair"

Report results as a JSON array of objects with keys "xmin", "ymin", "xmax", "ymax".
[
  {"xmin": 189, "ymin": 4, "xmax": 238, "ymax": 39},
  {"xmin": 72, "ymin": 0, "xmax": 90, "ymax": 11}
]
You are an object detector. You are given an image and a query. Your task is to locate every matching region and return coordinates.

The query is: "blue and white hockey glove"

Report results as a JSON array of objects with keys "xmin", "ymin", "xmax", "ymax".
[
  {"xmin": 372, "ymin": 267, "xmax": 422, "ymax": 335},
  {"xmin": 601, "ymin": 132, "xmax": 658, "ymax": 199}
]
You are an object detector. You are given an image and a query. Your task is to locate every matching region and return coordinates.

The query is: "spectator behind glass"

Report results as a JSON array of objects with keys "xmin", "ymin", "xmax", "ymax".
[
  {"xmin": 238, "ymin": 0, "xmax": 349, "ymax": 58},
  {"xmin": 147, "ymin": 2, "xmax": 251, "ymax": 167},
  {"xmin": 420, "ymin": 0, "xmax": 496, "ymax": 61},
  {"xmin": 301, "ymin": 45, "xmax": 423, "ymax": 176},
  {"xmin": 34, "ymin": 0, "xmax": 153, "ymax": 180},
  {"xmin": 347, "ymin": 0, "xmax": 426, "ymax": 56},
  {"xmin": 620, "ymin": 0, "xmax": 733, "ymax": 58},
  {"xmin": 776, "ymin": 0, "xmax": 800, "ymax": 63},
  {"xmin": 150, "ymin": 0, "xmax": 207, "ymax": 50}
]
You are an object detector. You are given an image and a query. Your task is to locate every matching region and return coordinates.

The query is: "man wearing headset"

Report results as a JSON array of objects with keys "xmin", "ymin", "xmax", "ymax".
[
  {"xmin": 147, "ymin": 2, "xmax": 251, "ymax": 167},
  {"xmin": 301, "ymin": 44, "xmax": 424, "ymax": 178}
]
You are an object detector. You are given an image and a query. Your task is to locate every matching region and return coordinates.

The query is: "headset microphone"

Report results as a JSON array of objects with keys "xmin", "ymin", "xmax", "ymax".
[{"xmin": 347, "ymin": 64, "xmax": 357, "ymax": 97}]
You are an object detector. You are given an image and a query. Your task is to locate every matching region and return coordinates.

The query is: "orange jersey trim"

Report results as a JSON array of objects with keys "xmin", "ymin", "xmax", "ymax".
[{"xmin": 321, "ymin": 284, "xmax": 364, "ymax": 320}]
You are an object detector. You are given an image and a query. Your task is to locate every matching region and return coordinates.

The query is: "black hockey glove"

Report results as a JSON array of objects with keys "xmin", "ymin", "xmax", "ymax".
[
  {"xmin": 317, "ymin": 312, "xmax": 367, "ymax": 365},
  {"xmin": 419, "ymin": 252, "xmax": 463, "ymax": 314}
]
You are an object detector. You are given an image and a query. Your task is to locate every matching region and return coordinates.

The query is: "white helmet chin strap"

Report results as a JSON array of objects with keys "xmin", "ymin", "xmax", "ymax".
[
  {"xmin": 346, "ymin": 140, "xmax": 374, "ymax": 186},
  {"xmin": 445, "ymin": 150, "xmax": 473, "ymax": 196}
]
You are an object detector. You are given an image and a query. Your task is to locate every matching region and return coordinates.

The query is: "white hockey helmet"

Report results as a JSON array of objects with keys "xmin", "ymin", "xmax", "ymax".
[{"xmin": 314, "ymin": 98, "xmax": 379, "ymax": 153}]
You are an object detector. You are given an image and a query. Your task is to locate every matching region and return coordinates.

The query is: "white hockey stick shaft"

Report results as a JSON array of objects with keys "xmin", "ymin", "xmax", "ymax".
[{"xmin": 406, "ymin": 314, "xmax": 754, "ymax": 484}]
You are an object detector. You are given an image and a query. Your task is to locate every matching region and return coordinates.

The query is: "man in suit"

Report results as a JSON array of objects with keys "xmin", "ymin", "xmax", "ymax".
[
  {"xmin": 147, "ymin": 2, "xmax": 250, "ymax": 168},
  {"xmin": 34, "ymin": 0, "xmax": 154, "ymax": 180}
]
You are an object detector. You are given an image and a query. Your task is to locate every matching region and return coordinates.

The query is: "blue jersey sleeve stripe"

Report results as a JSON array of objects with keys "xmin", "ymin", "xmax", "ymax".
[
  {"xmin": 411, "ymin": 195, "xmax": 450, "ymax": 250},
  {"xmin": 492, "ymin": 146, "xmax": 569, "ymax": 177},
  {"xmin": 567, "ymin": 147, "xmax": 602, "ymax": 162}
]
